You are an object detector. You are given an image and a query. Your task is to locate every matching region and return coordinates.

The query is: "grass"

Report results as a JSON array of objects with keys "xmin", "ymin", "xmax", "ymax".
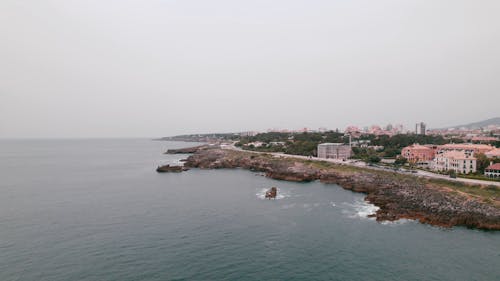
[
  {"xmin": 427, "ymin": 178, "xmax": 500, "ymax": 203},
  {"xmin": 457, "ymin": 174, "xmax": 500, "ymax": 182}
]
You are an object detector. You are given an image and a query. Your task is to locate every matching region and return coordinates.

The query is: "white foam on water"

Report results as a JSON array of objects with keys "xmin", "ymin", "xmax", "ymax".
[
  {"xmin": 256, "ymin": 188, "xmax": 288, "ymax": 200},
  {"xmin": 380, "ymin": 219, "xmax": 412, "ymax": 226},
  {"xmin": 160, "ymin": 157, "xmax": 188, "ymax": 166},
  {"xmin": 341, "ymin": 200, "xmax": 379, "ymax": 219}
]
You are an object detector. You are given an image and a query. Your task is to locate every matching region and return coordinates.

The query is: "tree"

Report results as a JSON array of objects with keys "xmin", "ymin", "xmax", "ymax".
[
  {"xmin": 476, "ymin": 153, "xmax": 490, "ymax": 173},
  {"xmin": 368, "ymin": 155, "xmax": 381, "ymax": 163},
  {"xmin": 394, "ymin": 156, "xmax": 408, "ymax": 166},
  {"xmin": 447, "ymin": 169, "xmax": 457, "ymax": 178},
  {"xmin": 383, "ymin": 147, "xmax": 401, "ymax": 158}
]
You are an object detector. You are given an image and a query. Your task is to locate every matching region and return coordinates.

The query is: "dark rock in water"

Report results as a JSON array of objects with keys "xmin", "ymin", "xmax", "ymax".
[
  {"xmin": 265, "ymin": 187, "xmax": 277, "ymax": 199},
  {"xmin": 165, "ymin": 145, "xmax": 207, "ymax": 154},
  {"xmin": 156, "ymin": 165, "xmax": 189, "ymax": 173}
]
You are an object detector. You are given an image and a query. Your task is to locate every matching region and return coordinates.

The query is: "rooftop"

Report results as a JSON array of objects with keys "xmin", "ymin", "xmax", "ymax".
[
  {"xmin": 404, "ymin": 144, "xmax": 433, "ymax": 151},
  {"xmin": 439, "ymin": 150, "xmax": 476, "ymax": 160},
  {"xmin": 486, "ymin": 163, "xmax": 500, "ymax": 170},
  {"xmin": 318, "ymin": 143, "xmax": 347, "ymax": 146},
  {"xmin": 485, "ymin": 148, "xmax": 500, "ymax": 157},
  {"xmin": 439, "ymin": 143, "xmax": 494, "ymax": 151}
]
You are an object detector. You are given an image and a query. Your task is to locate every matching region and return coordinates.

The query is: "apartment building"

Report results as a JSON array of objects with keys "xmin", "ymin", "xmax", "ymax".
[
  {"xmin": 317, "ymin": 143, "xmax": 352, "ymax": 160},
  {"xmin": 432, "ymin": 150, "xmax": 476, "ymax": 174}
]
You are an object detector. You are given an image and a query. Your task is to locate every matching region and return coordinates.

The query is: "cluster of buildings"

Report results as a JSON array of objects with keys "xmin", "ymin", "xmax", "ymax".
[
  {"xmin": 344, "ymin": 124, "xmax": 406, "ymax": 137},
  {"xmin": 401, "ymin": 143, "xmax": 500, "ymax": 175},
  {"xmin": 344, "ymin": 122, "xmax": 430, "ymax": 137},
  {"xmin": 427, "ymin": 124, "xmax": 500, "ymax": 143},
  {"xmin": 243, "ymin": 122, "xmax": 500, "ymax": 144}
]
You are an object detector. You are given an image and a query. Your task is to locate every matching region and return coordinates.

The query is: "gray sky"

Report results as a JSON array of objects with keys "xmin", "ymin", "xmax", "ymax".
[{"xmin": 1, "ymin": 0, "xmax": 499, "ymax": 138}]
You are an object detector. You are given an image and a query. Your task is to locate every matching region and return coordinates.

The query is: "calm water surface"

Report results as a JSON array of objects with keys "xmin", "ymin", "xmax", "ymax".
[{"xmin": 0, "ymin": 139, "xmax": 498, "ymax": 281}]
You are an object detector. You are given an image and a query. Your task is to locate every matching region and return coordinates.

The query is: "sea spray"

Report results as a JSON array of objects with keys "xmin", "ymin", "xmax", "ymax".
[{"xmin": 342, "ymin": 200, "xmax": 380, "ymax": 219}]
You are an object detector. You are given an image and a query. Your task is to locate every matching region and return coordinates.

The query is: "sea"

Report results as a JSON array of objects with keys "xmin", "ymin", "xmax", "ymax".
[{"xmin": 0, "ymin": 139, "xmax": 498, "ymax": 281}]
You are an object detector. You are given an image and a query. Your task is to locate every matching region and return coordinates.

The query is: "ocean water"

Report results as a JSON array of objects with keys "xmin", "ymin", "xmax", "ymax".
[{"xmin": 0, "ymin": 139, "xmax": 498, "ymax": 281}]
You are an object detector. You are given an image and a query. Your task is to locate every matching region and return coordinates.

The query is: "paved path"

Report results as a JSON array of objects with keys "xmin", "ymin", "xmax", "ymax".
[{"xmin": 221, "ymin": 145, "xmax": 500, "ymax": 187}]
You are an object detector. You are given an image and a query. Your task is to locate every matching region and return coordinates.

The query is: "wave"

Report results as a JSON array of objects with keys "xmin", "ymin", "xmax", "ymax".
[
  {"xmin": 380, "ymin": 219, "xmax": 412, "ymax": 226},
  {"xmin": 341, "ymin": 200, "xmax": 379, "ymax": 219}
]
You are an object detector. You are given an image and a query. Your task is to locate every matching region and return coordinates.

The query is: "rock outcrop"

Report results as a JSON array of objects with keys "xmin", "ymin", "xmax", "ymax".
[
  {"xmin": 156, "ymin": 165, "xmax": 189, "ymax": 173},
  {"xmin": 165, "ymin": 145, "xmax": 207, "ymax": 154},
  {"xmin": 184, "ymin": 148, "xmax": 500, "ymax": 230}
]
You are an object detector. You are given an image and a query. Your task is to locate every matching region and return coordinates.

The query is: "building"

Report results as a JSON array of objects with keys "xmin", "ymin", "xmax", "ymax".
[
  {"xmin": 436, "ymin": 143, "xmax": 494, "ymax": 156},
  {"xmin": 432, "ymin": 150, "xmax": 476, "ymax": 174},
  {"xmin": 415, "ymin": 122, "xmax": 426, "ymax": 135},
  {"xmin": 401, "ymin": 144, "xmax": 436, "ymax": 163},
  {"xmin": 245, "ymin": 141, "xmax": 265, "ymax": 148},
  {"xmin": 317, "ymin": 143, "xmax": 352, "ymax": 160},
  {"xmin": 470, "ymin": 136, "xmax": 498, "ymax": 143},
  {"xmin": 485, "ymin": 148, "xmax": 500, "ymax": 159},
  {"xmin": 485, "ymin": 163, "xmax": 500, "ymax": 178},
  {"xmin": 240, "ymin": 131, "xmax": 259, "ymax": 137}
]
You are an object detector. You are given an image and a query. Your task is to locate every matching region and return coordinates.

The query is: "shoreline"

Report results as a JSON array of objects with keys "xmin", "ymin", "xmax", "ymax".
[{"xmin": 182, "ymin": 146, "xmax": 500, "ymax": 230}]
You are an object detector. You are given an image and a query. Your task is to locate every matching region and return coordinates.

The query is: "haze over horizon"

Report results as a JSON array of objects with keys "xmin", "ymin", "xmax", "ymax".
[{"xmin": 1, "ymin": 0, "xmax": 499, "ymax": 138}]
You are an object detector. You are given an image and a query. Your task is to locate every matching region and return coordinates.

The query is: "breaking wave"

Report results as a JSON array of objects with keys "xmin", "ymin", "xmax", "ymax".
[
  {"xmin": 341, "ymin": 200, "xmax": 379, "ymax": 219},
  {"xmin": 380, "ymin": 219, "xmax": 412, "ymax": 226}
]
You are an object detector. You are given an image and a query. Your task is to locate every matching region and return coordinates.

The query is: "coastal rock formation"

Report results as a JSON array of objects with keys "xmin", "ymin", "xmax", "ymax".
[
  {"xmin": 156, "ymin": 165, "xmax": 189, "ymax": 173},
  {"xmin": 165, "ymin": 145, "xmax": 207, "ymax": 154},
  {"xmin": 265, "ymin": 187, "xmax": 278, "ymax": 199},
  {"xmin": 184, "ymin": 148, "xmax": 500, "ymax": 230}
]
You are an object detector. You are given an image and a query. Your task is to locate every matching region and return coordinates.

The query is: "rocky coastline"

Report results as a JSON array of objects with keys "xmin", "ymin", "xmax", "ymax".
[
  {"xmin": 165, "ymin": 145, "xmax": 207, "ymax": 154},
  {"xmin": 156, "ymin": 164, "xmax": 189, "ymax": 173},
  {"xmin": 183, "ymin": 147, "xmax": 500, "ymax": 230}
]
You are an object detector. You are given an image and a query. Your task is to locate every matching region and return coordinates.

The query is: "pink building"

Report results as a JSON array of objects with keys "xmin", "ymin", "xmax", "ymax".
[
  {"xmin": 485, "ymin": 148, "xmax": 500, "ymax": 159},
  {"xmin": 401, "ymin": 144, "xmax": 436, "ymax": 163},
  {"xmin": 470, "ymin": 136, "xmax": 498, "ymax": 143},
  {"xmin": 345, "ymin": 126, "xmax": 360, "ymax": 133}
]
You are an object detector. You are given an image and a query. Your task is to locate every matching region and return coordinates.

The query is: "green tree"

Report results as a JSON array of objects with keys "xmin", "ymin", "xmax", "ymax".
[
  {"xmin": 368, "ymin": 155, "xmax": 381, "ymax": 163},
  {"xmin": 447, "ymin": 169, "xmax": 457, "ymax": 178},
  {"xmin": 394, "ymin": 156, "xmax": 408, "ymax": 166},
  {"xmin": 476, "ymin": 153, "xmax": 491, "ymax": 173}
]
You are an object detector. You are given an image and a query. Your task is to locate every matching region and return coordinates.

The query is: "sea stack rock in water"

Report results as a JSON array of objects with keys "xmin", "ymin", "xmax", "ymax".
[{"xmin": 265, "ymin": 187, "xmax": 277, "ymax": 199}]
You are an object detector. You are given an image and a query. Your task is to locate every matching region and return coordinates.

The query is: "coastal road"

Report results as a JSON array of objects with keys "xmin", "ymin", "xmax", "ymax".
[{"xmin": 222, "ymin": 144, "xmax": 500, "ymax": 187}]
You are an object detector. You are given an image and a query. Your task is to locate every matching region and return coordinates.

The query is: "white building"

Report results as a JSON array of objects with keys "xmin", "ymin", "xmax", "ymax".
[
  {"xmin": 415, "ymin": 122, "xmax": 426, "ymax": 135},
  {"xmin": 245, "ymin": 141, "xmax": 265, "ymax": 148},
  {"xmin": 317, "ymin": 143, "xmax": 352, "ymax": 160},
  {"xmin": 485, "ymin": 163, "xmax": 500, "ymax": 178},
  {"xmin": 432, "ymin": 150, "xmax": 476, "ymax": 174}
]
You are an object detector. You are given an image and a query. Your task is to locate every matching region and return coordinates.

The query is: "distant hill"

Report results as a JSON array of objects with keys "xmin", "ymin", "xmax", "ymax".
[{"xmin": 446, "ymin": 117, "xmax": 500, "ymax": 129}]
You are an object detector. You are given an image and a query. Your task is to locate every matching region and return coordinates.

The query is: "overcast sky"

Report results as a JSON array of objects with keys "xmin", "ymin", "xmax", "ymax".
[{"xmin": 1, "ymin": 0, "xmax": 499, "ymax": 138}]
